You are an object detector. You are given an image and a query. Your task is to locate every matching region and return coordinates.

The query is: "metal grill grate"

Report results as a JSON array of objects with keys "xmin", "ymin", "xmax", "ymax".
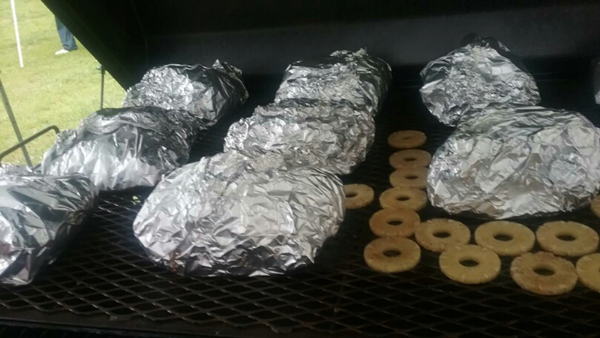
[{"xmin": 0, "ymin": 77, "xmax": 599, "ymax": 337}]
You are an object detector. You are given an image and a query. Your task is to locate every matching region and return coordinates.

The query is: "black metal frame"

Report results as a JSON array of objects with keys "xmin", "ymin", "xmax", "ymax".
[
  {"xmin": 100, "ymin": 65, "xmax": 105, "ymax": 110},
  {"xmin": 0, "ymin": 74, "xmax": 31, "ymax": 166},
  {"xmin": 1, "ymin": 59, "xmax": 108, "ymax": 166},
  {"xmin": 0, "ymin": 126, "xmax": 60, "ymax": 165}
]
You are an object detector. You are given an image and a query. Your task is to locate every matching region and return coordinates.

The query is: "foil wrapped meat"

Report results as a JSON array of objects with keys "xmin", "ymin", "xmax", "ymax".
[
  {"xmin": 0, "ymin": 166, "xmax": 97, "ymax": 285},
  {"xmin": 41, "ymin": 107, "xmax": 202, "ymax": 191},
  {"xmin": 275, "ymin": 49, "xmax": 392, "ymax": 115},
  {"xmin": 428, "ymin": 106, "xmax": 600, "ymax": 218},
  {"xmin": 420, "ymin": 35, "xmax": 541, "ymax": 126},
  {"xmin": 224, "ymin": 100, "xmax": 375, "ymax": 174},
  {"xmin": 123, "ymin": 61, "xmax": 248, "ymax": 126},
  {"xmin": 133, "ymin": 152, "xmax": 345, "ymax": 277}
]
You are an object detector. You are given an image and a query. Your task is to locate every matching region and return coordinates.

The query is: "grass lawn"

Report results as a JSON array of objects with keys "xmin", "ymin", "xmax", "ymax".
[{"xmin": 0, "ymin": 0, "xmax": 124, "ymax": 165}]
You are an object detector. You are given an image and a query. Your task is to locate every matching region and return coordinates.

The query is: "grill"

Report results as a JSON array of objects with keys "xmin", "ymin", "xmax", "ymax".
[{"xmin": 1, "ymin": 73, "xmax": 599, "ymax": 337}]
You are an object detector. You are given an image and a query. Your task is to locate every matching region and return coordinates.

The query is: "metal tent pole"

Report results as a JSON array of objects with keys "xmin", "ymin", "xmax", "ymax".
[
  {"xmin": 10, "ymin": 0, "xmax": 24, "ymax": 68},
  {"xmin": 0, "ymin": 74, "xmax": 31, "ymax": 166},
  {"xmin": 100, "ymin": 65, "xmax": 105, "ymax": 109}
]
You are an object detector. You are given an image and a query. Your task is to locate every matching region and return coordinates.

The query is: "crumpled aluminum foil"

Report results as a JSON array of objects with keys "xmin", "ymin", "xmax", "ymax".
[
  {"xmin": 41, "ymin": 107, "xmax": 203, "ymax": 191},
  {"xmin": 223, "ymin": 100, "xmax": 375, "ymax": 174},
  {"xmin": 428, "ymin": 106, "xmax": 600, "ymax": 218},
  {"xmin": 275, "ymin": 49, "xmax": 392, "ymax": 116},
  {"xmin": 420, "ymin": 35, "xmax": 541, "ymax": 126},
  {"xmin": 0, "ymin": 166, "xmax": 97, "ymax": 285},
  {"xmin": 123, "ymin": 61, "xmax": 248, "ymax": 126},
  {"xmin": 133, "ymin": 151, "xmax": 345, "ymax": 277},
  {"xmin": 0, "ymin": 164, "xmax": 35, "ymax": 176}
]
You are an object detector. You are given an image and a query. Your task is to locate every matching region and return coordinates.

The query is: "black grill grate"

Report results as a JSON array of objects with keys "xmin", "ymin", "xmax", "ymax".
[{"xmin": 0, "ymin": 77, "xmax": 600, "ymax": 337}]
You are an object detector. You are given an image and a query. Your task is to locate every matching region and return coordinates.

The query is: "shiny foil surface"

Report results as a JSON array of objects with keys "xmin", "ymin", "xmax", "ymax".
[
  {"xmin": 41, "ymin": 107, "xmax": 202, "ymax": 191},
  {"xmin": 133, "ymin": 152, "xmax": 345, "ymax": 277},
  {"xmin": 427, "ymin": 106, "xmax": 600, "ymax": 218},
  {"xmin": 420, "ymin": 35, "xmax": 541, "ymax": 126},
  {"xmin": 123, "ymin": 61, "xmax": 248, "ymax": 126},
  {"xmin": 275, "ymin": 49, "xmax": 392, "ymax": 115},
  {"xmin": 0, "ymin": 164, "xmax": 35, "ymax": 176},
  {"xmin": 223, "ymin": 100, "xmax": 375, "ymax": 174},
  {"xmin": 0, "ymin": 166, "xmax": 97, "ymax": 285}
]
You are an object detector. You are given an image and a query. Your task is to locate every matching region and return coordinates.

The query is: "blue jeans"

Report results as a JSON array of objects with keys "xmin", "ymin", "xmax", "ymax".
[{"xmin": 55, "ymin": 17, "xmax": 78, "ymax": 51}]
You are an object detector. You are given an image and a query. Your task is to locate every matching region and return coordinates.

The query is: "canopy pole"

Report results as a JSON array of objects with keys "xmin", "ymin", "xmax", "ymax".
[
  {"xmin": 10, "ymin": 0, "xmax": 24, "ymax": 68},
  {"xmin": 100, "ymin": 66, "xmax": 105, "ymax": 109},
  {"xmin": 0, "ymin": 75, "xmax": 31, "ymax": 166}
]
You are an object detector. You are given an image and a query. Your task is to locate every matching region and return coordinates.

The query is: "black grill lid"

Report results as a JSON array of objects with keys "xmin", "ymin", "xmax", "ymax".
[{"xmin": 43, "ymin": 0, "xmax": 600, "ymax": 88}]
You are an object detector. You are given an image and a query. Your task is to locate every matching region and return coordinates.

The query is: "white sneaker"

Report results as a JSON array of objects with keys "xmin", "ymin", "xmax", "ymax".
[{"xmin": 55, "ymin": 49, "xmax": 70, "ymax": 55}]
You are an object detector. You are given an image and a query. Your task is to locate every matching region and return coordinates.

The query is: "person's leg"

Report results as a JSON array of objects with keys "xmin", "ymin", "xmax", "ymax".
[{"xmin": 55, "ymin": 17, "xmax": 78, "ymax": 51}]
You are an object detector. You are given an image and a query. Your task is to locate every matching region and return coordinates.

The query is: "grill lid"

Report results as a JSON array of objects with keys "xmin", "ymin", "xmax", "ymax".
[{"xmin": 42, "ymin": 0, "xmax": 600, "ymax": 87}]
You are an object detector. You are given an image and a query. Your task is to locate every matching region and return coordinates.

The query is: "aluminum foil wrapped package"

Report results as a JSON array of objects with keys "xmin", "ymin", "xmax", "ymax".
[
  {"xmin": 123, "ymin": 61, "xmax": 248, "ymax": 126},
  {"xmin": 223, "ymin": 100, "xmax": 375, "ymax": 174},
  {"xmin": 133, "ymin": 151, "xmax": 345, "ymax": 277},
  {"xmin": 0, "ymin": 167, "xmax": 97, "ymax": 285},
  {"xmin": 428, "ymin": 106, "xmax": 600, "ymax": 219},
  {"xmin": 41, "ymin": 106, "xmax": 202, "ymax": 191},
  {"xmin": 275, "ymin": 49, "xmax": 392, "ymax": 116},
  {"xmin": 420, "ymin": 35, "xmax": 541, "ymax": 126}
]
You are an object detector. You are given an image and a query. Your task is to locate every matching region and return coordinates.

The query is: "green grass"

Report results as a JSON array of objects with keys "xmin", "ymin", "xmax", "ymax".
[{"xmin": 0, "ymin": 0, "xmax": 124, "ymax": 165}]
